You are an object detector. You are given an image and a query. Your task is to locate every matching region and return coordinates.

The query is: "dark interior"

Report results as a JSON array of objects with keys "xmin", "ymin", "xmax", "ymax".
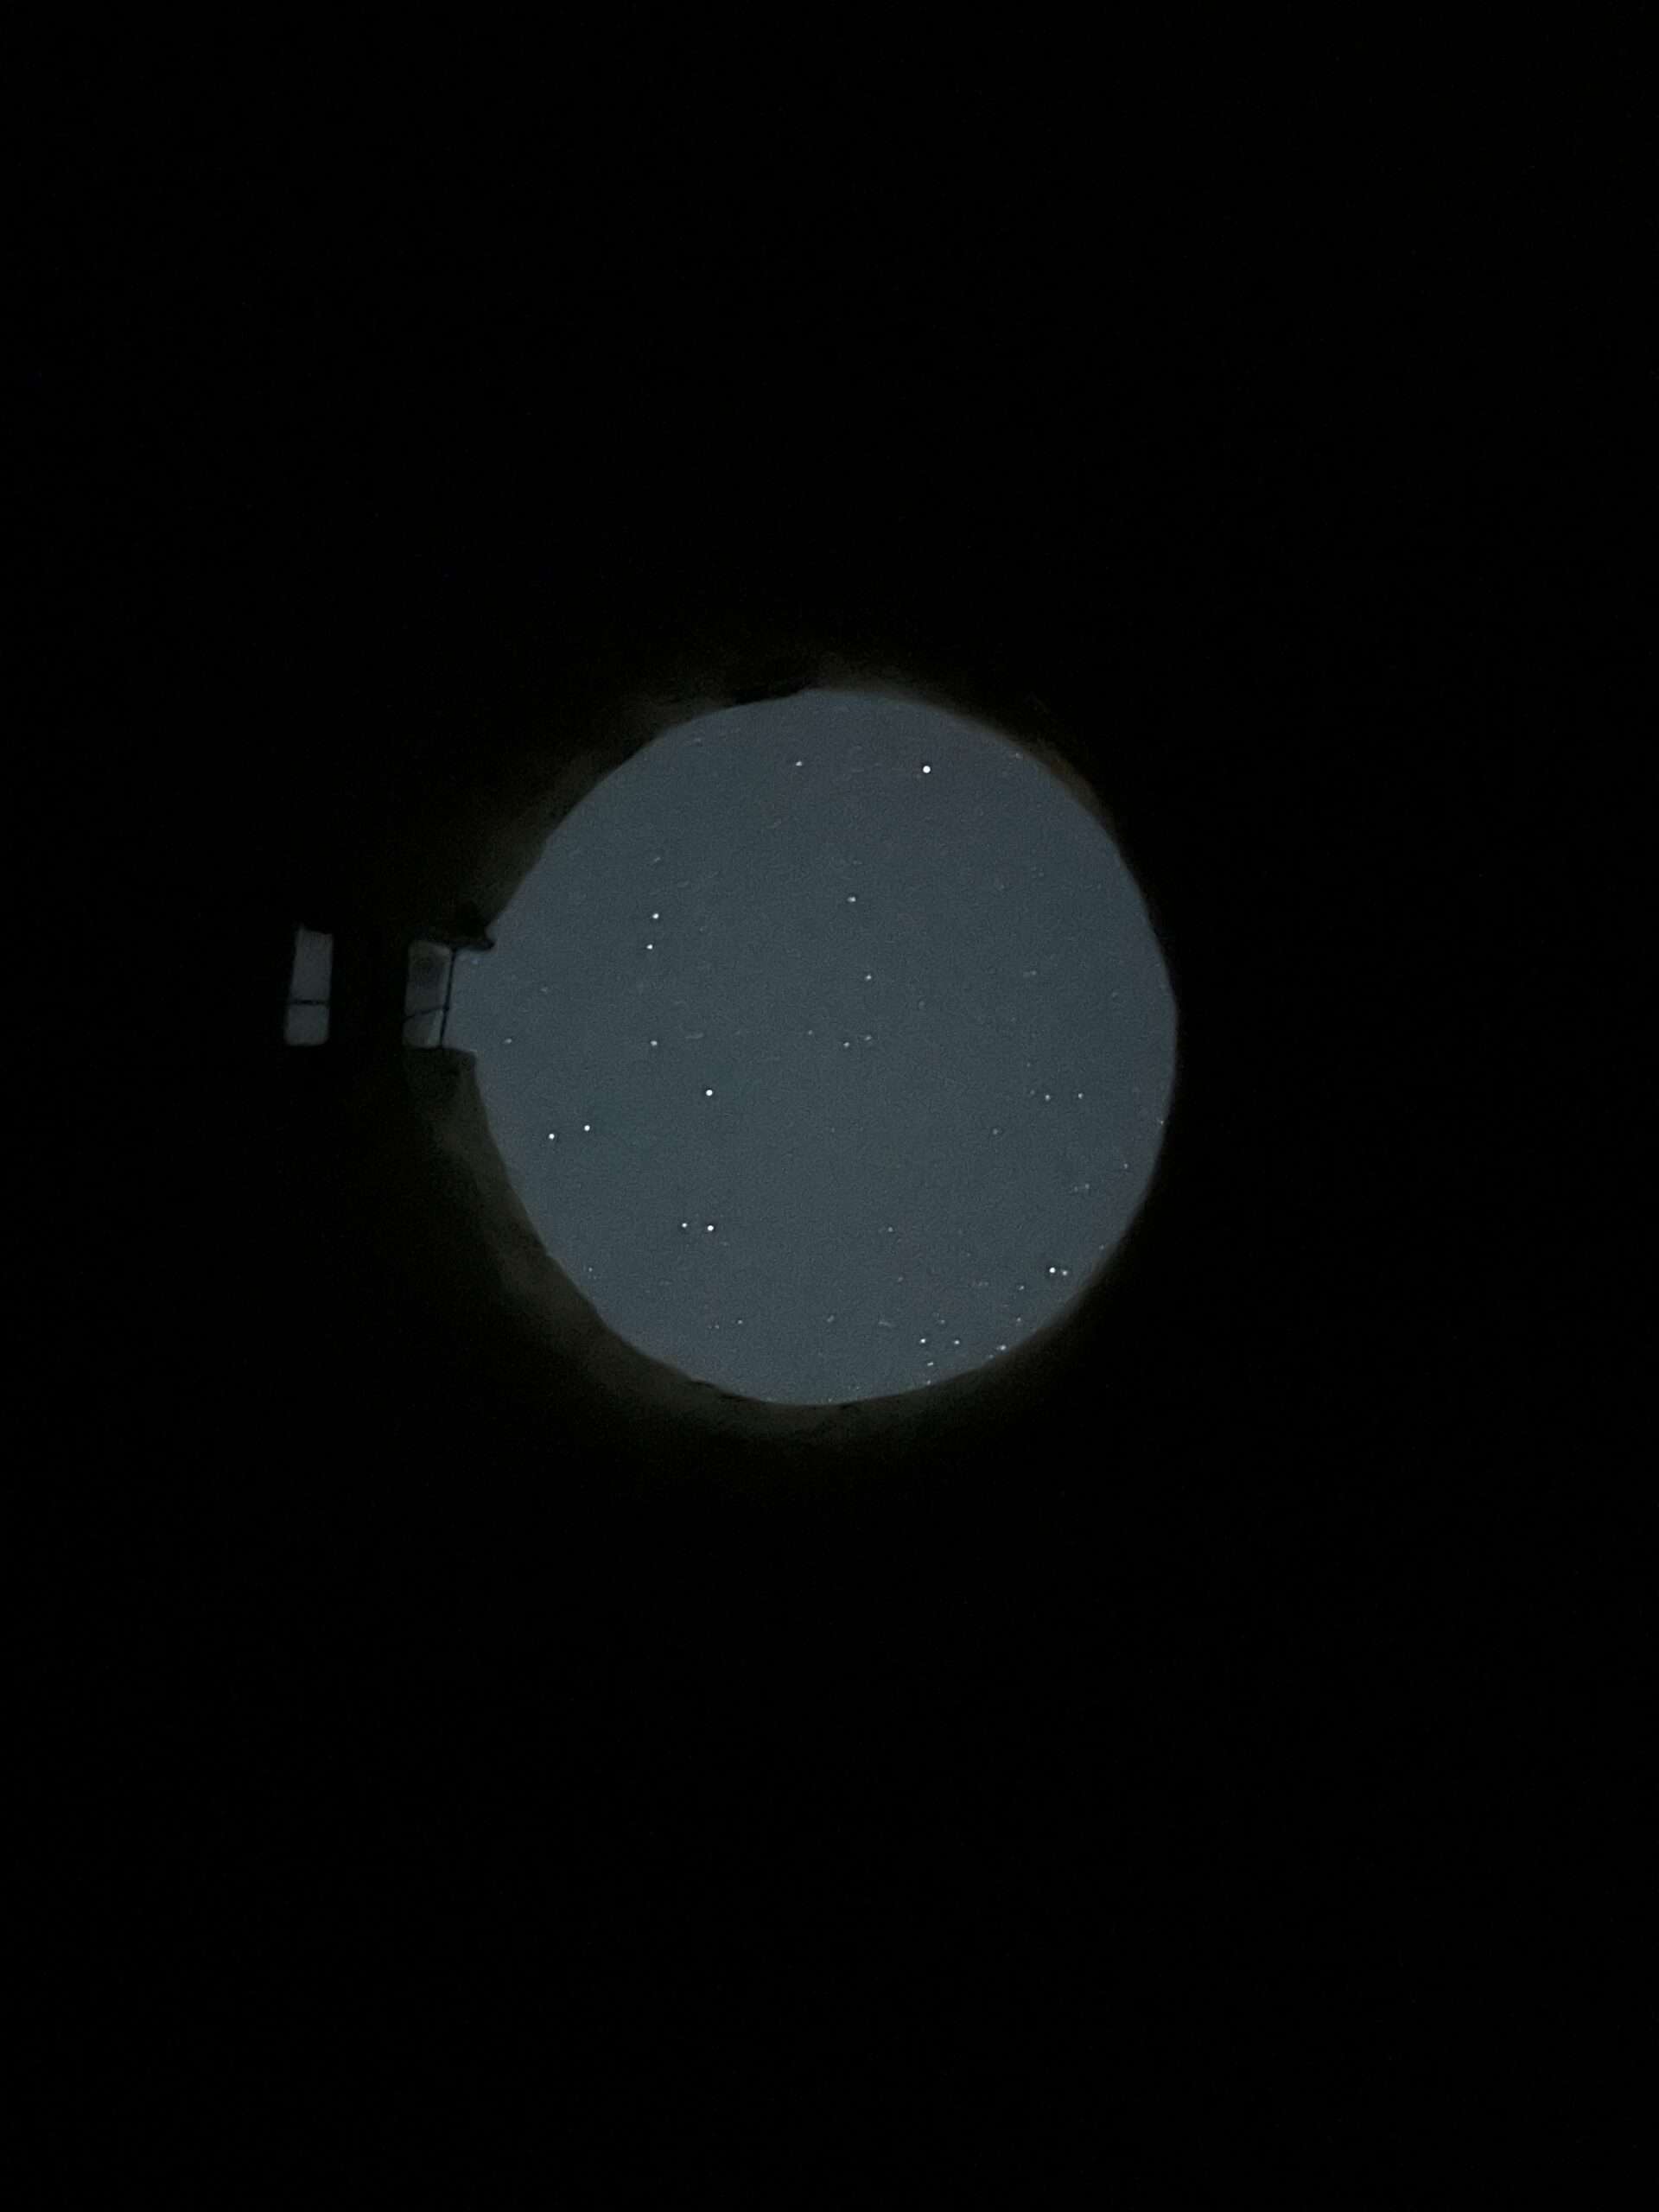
[{"xmin": 28, "ymin": 108, "xmax": 1615, "ymax": 2196}]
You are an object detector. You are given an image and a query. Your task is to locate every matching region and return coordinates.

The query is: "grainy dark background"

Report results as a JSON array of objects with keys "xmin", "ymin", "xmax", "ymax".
[{"xmin": 22, "ymin": 58, "xmax": 1641, "ymax": 2200}]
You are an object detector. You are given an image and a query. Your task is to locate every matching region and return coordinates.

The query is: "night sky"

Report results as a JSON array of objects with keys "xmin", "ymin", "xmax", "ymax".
[{"xmin": 446, "ymin": 690, "xmax": 1176, "ymax": 1403}]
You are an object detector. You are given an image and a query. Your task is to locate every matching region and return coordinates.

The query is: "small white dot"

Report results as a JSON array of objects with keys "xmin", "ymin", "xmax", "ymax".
[
  {"xmin": 548, "ymin": 1132, "xmax": 557, "ymax": 1141},
  {"xmin": 706, "ymin": 1223, "xmax": 715, "ymax": 1233},
  {"xmin": 650, "ymin": 1038, "xmax": 658, "ymax": 1047},
  {"xmin": 645, "ymin": 943, "xmax": 654, "ymax": 951},
  {"xmin": 704, "ymin": 1087, "xmax": 715, "ymax": 1097},
  {"xmin": 651, "ymin": 911, "xmax": 660, "ymax": 920},
  {"xmin": 582, "ymin": 1122, "xmax": 591, "ymax": 1132},
  {"xmin": 921, "ymin": 762, "xmax": 931, "ymax": 774},
  {"xmin": 863, "ymin": 972, "xmax": 873, "ymax": 982},
  {"xmin": 846, "ymin": 895, "xmax": 857, "ymax": 904},
  {"xmin": 794, "ymin": 759, "xmax": 804, "ymax": 768}
]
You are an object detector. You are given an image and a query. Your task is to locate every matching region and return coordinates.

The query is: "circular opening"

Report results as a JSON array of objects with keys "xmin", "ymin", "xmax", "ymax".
[{"xmin": 447, "ymin": 688, "xmax": 1176, "ymax": 1405}]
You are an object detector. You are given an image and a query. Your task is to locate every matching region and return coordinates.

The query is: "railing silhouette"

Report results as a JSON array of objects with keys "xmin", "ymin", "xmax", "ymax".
[
  {"xmin": 401, "ymin": 939, "xmax": 459, "ymax": 1048},
  {"xmin": 284, "ymin": 918, "xmax": 493, "ymax": 1048}
]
